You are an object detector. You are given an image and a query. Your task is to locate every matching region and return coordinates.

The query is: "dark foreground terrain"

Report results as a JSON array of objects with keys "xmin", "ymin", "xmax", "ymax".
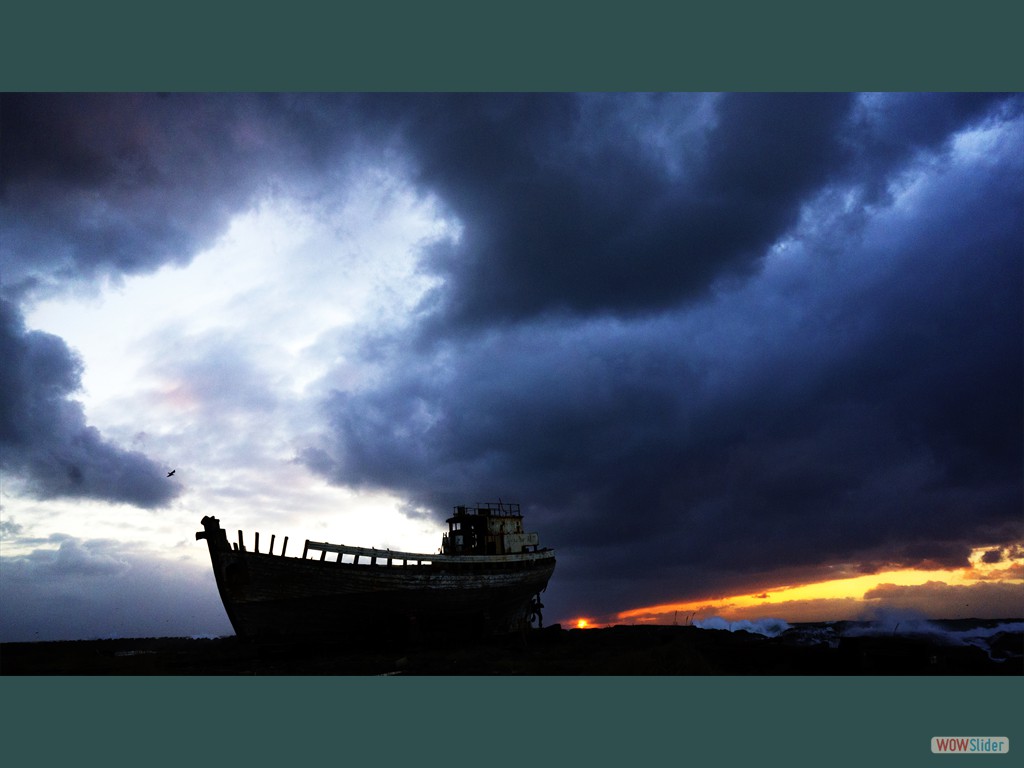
[{"xmin": 3, "ymin": 622, "xmax": 1022, "ymax": 675}]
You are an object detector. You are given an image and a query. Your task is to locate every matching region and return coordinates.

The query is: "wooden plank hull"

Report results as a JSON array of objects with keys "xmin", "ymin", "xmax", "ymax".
[{"xmin": 199, "ymin": 520, "xmax": 555, "ymax": 642}]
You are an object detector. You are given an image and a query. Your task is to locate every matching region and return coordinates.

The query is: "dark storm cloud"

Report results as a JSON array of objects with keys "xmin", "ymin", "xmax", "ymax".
[
  {"xmin": 303, "ymin": 93, "xmax": 1024, "ymax": 620},
  {"xmin": 383, "ymin": 93, "xmax": 858, "ymax": 327},
  {"xmin": 0, "ymin": 298, "xmax": 176, "ymax": 507},
  {"xmin": 1, "ymin": 93, "xmax": 304, "ymax": 298},
  {"xmin": 844, "ymin": 92, "xmax": 1013, "ymax": 201},
  {"xmin": 981, "ymin": 549, "xmax": 1004, "ymax": 565},
  {"xmin": 353, "ymin": 93, "xmax": 1015, "ymax": 331}
]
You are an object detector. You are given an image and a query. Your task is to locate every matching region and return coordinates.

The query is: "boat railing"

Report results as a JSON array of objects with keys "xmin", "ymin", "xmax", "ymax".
[
  {"xmin": 231, "ymin": 529, "xmax": 289, "ymax": 556},
  {"xmin": 230, "ymin": 528, "xmax": 440, "ymax": 564},
  {"xmin": 454, "ymin": 502, "xmax": 521, "ymax": 517},
  {"xmin": 302, "ymin": 540, "xmax": 441, "ymax": 566},
  {"xmin": 226, "ymin": 523, "xmax": 550, "ymax": 565},
  {"xmin": 301, "ymin": 538, "xmax": 552, "ymax": 565}
]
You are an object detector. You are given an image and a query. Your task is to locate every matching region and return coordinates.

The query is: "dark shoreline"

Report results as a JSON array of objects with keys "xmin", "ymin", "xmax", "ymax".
[{"xmin": 3, "ymin": 622, "xmax": 1021, "ymax": 675}]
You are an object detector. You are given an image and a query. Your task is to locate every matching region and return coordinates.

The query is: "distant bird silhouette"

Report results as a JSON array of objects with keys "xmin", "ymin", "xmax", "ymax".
[{"xmin": 167, "ymin": 469, "xmax": 176, "ymax": 477}]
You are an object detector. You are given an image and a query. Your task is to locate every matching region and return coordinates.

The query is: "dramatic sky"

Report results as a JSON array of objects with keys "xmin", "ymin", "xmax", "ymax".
[{"xmin": 1, "ymin": 93, "xmax": 1021, "ymax": 641}]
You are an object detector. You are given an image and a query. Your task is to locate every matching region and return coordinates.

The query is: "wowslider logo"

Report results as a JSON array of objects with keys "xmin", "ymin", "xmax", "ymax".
[{"xmin": 932, "ymin": 737, "xmax": 1010, "ymax": 754}]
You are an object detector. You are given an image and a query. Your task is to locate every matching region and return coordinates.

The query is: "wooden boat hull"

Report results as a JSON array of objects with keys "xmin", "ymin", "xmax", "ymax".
[{"xmin": 198, "ymin": 516, "xmax": 555, "ymax": 642}]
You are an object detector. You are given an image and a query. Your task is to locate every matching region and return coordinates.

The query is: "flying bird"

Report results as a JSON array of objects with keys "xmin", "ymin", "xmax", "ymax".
[{"xmin": 167, "ymin": 469, "xmax": 176, "ymax": 477}]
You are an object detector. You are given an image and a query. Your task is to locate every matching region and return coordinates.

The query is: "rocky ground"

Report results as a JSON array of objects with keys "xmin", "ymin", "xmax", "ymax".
[{"xmin": 3, "ymin": 623, "xmax": 1021, "ymax": 675}]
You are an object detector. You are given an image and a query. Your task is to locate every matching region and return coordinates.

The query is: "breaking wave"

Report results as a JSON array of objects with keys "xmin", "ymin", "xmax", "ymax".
[{"xmin": 692, "ymin": 611, "xmax": 1024, "ymax": 662}]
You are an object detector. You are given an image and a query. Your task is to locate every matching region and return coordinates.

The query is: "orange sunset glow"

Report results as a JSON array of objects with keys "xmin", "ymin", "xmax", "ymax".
[{"xmin": 603, "ymin": 543, "xmax": 1024, "ymax": 627}]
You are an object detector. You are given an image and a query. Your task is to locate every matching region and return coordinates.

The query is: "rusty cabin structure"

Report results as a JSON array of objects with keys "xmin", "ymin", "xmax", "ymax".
[{"xmin": 441, "ymin": 502, "xmax": 542, "ymax": 556}]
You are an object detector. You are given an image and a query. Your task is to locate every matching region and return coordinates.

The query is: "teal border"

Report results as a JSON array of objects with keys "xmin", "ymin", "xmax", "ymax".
[
  {"xmin": 2, "ymin": 2, "xmax": 1022, "ymax": 766},
  {"xmin": 2, "ymin": 0, "xmax": 1022, "ymax": 91},
  {"xmin": 2, "ymin": 676, "xmax": 1021, "ymax": 765}
]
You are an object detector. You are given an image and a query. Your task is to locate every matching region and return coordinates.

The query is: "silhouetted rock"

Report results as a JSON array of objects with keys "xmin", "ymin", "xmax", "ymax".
[{"xmin": 2, "ymin": 624, "xmax": 1020, "ymax": 675}]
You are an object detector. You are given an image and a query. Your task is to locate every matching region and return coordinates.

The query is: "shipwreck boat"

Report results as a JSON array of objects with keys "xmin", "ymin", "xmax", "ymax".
[{"xmin": 196, "ymin": 502, "xmax": 555, "ymax": 643}]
